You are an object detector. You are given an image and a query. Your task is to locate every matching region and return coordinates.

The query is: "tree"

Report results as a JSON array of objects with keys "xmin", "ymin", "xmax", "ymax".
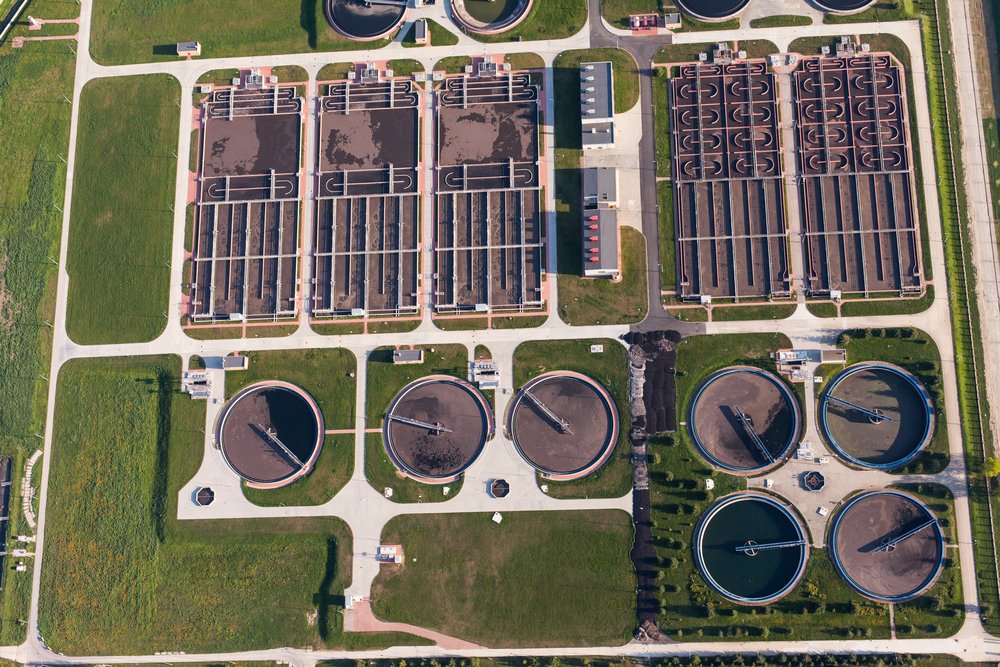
[{"xmin": 985, "ymin": 457, "xmax": 1000, "ymax": 478}]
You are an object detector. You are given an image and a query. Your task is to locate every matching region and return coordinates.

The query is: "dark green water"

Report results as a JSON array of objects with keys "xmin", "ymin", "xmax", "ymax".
[
  {"xmin": 464, "ymin": 0, "xmax": 520, "ymax": 24},
  {"xmin": 700, "ymin": 498, "xmax": 803, "ymax": 600}
]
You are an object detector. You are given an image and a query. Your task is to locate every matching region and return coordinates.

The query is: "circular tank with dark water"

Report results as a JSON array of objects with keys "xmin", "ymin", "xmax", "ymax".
[
  {"xmin": 450, "ymin": 0, "xmax": 533, "ymax": 33},
  {"xmin": 325, "ymin": 0, "xmax": 407, "ymax": 40},
  {"xmin": 811, "ymin": 0, "xmax": 877, "ymax": 14},
  {"xmin": 695, "ymin": 492, "xmax": 809, "ymax": 604},
  {"xmin": 674, "ymin": 0, "xmax": 752, "ymax": 22},
  {"xmin": 216, "ymin": 382, "xmax": 324, "ymax": 488},
  {"xmin": 820, "ymin": 362, "xmax": 934, "ymax": 469}
]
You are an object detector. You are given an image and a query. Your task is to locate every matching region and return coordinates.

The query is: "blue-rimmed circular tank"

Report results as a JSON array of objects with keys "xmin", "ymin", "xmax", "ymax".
[
  {"xmin": 688, "ymin": 367, "xmax": 800, "ymax": 474},
  {"xmin": 819, "ymin": 362, "xmax": 934, "ymax": 469},
  {"xmin": 694, "ymin": 492, "xmax": 809, "ymax": 605},
  {"xmin": 829, "ymin": 490, "xmax": 944, "ymax": 602},
  {"xmin": 674, "ymin": 0, "xmax": 752, "ymax": 22}
]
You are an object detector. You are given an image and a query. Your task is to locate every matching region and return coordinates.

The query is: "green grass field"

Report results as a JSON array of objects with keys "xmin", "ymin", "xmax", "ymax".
[
  {"xmin": 225, "ymin": 348, "xmax": 356, "ymax": 429},
  {"xmin": 839, "ymin": 287, "xmax": 935, "ymax": 317},
  {"xmin": 40, "ymin": 356, "xmax": 430, "ymax": 653},
  {"xmin": 601, "ymin": 0, "xmax": 661, "ymax": 27},
  {"xmin": 749, "ymin": 14, "xmax": 811, "ymax": 27},
  {"xmin": 366, "ymin": 344, "xmax": 468, "ymax": 424},
  {"xmin": 0, "ymin": 4, "xmax": 77, "ymax": 586},
  {"xmin": 710, "ymin": 303, "xmax": 797, "ymax": 321},
  {"xmin": 512, "ymin": 339, "xmax": 632, "ymax": 498},
  {"xmin": 65, "ymin": 75, "xmax": 179, "ymax": 345},
  {"xmin": 370, "ymin": 510, "xmax": 635, "ymax": 646},
  {"xmin": 832, "ymin": 327, "xmax": 950, "ymax": 474},
  {"xmin": 807, "ymin": 301, "xmax": 838, "ymax": 318},
  {"xmin": 88, "ymin": 0, "xmax": 393, "ymax": 65}
]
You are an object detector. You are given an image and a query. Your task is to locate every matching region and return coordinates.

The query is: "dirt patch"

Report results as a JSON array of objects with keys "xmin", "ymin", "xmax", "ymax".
[{"xmin": 622, "ymin": 330, "xmax": 681, "ymax": 435}]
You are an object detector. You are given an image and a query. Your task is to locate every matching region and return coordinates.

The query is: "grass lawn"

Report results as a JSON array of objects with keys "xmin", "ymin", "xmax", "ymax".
[
  {"xmin": 657, "ymin": 182, "xmax": 676, "ymax": 294},
  {"xmin": 370, "ymin": 510, "xmax": 635, "ymax": 646},
  {"xmin": 364, "ymin": 433, "xmax": 463, "ymax": 503},
  {"xmin": 434, "ymin": 56, "xmax": 472, "ymax": 74},
  {"xmin": 41, "ymin": 356, "xmax": 430, "ymax": 653},
  {"xmin": 271, "ymin": 65, "xmax": 308, "ymax": 82},
  {"xmin": 710, "ymin": 303, "xmax": 797, "ymax": 321},
  {"xmin": 749, "ymin": 14, "xmax": 812, "ymax": 27},
  {"xmin": 0, "ymin": 4, "xmax": 77, "ymax": 564},
  {"xmin": 243, "ymin": 434, "xmax": 353, "ymax": 507},
  {"xmin": 831, "ymin": 327, "xmax": 950, "ymax": 474},
  {"xmin": 88, "ymin": 0, "xmax": 393, "ymax": 65},
  {"xmin": 674, "ymin": 14, "xmax": 740, "ymax": 31},
  {"xmin": 402, "ymin": 18, "xmax": 458, "ymax": 47},
  {"xmin": 824, "ymin": 0, "xmax": 913, "ymax": 22},
  {"xmin": 653, "ymin": 71, "xmax": 671, "ymax": 178},
  {"xmin": 225, "ymin": 348, "xmax": 356, "ymax": 429},
  {"xmin": 840, "ymin": 287, "xmax": 935, "ymax": 317},
  {"xmin": 513, "ymin": 339, "xmax": 632, "ymax": 498},
  {"xmin": 65, "ymin": 75, "xmax": 178, "ymax": 345},
  {"xmin": 558, "ymin": 228, "xmax": 649, "ymax": 326},
  {"xmin": 386, "ymin": 59, "xmax": 425, "ymax": 78},
  {"xmin": 667, "ymin": 307, "xmax": 708, "ymax": 322},
  {"xmin": 434, "ymin": 317, "xmax": 488, "ymax": 331},
  {"xmin": 492, "ymin": 314, "xmax": 548, "ymax": 328},
  {"xmin": 243, "ymin": 323, "xmax": 300, "ymax": 337},
  {"xmin": 887, "ymin": 483, "xmax": 965, "ymax": 636},
  {"xmin": 184, "ymin": 326, "xmax": 243, "ymax": 340},
  {"xmin": 601, "ymin": 0, "xmax": 661, "ymax": 28},
  {"xmin": 807, "ymin": 301, "xmax": 838, "ymax": 318},
  {"xmin": 738, "ymin": 39, "xmax": 780, "ymax": 59},
  {"xmin": 365, "ymin": 344, "xmax": 468, "ymax": 424},
  {"xmin": 654, "ymin": 41, "xmax": 725, "ymax": 64},
  {"xmin": 466, "ymin": 0, "xmax": 587, "ymax": 43},
  {"xmin": 506, "ymin": 52, "xmax": 545, "ymax": 70},
  {"xmin": 318, "ymin": 62, "xmax": 354, "ymax": 82}
]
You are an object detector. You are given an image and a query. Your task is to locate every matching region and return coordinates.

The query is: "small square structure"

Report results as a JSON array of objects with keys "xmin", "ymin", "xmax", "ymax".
[
  {"xmin": 393, "ymin": 349, "xmax": 424, "ymax": 364},
  {"xmin": 583, "ymin": 167, "xmax": 618, "ymax": 207},
  {"xmin": 177, "ymin": 41, "xmax": 201, "ymax": 56},
  {"xmin": 491, "ymin": 512, "xmax": 503, "ymax": 524},
  {"xmin": 664, "ymin": 12, "xmax": 681, "ymax": 27}
]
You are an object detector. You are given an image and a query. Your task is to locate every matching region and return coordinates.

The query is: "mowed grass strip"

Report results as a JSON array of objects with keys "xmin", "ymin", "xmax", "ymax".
[
  {"xmin": 224, "ymin": 348, "xmax": 357, "ymax": 429},
  {"xmin": 65, "ymin": 75, "xmax": 179, "ymax": 345},
  {"xmin": 513, "ymin": 338, "xmax": 632, "ymax": 498},
  {"xmin": 243, "ymin": 434, "xmax": 354, "ymax": 507},
  {"xmin": 40, "ymin": 356, "xmax": 428, "ymax": 653},
  {"xmin": 371, "ymin": 510, "xmax": 636, "ymax": 647}
]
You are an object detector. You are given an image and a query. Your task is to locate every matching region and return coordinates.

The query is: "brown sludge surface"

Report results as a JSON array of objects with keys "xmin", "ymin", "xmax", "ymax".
[
  {"xmin": 389, "ymin": 381, "xmax": 487, "ymax": 477},
  {"xmin": 834, "ymin": 493, "xmax": 942, "ymax": 598},
  {"xmin": 512, "ymin": 376, "xmax": 612, "ymax": 473},
  {"xmin": 691, "ymin": 371, "xmax": 794, "ymax": 470}
]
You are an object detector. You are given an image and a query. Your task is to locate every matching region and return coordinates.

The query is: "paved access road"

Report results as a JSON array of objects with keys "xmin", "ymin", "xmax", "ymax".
[{"xmin": 12, "ymin": 0, "xmax": 1000, "ymax": 664}]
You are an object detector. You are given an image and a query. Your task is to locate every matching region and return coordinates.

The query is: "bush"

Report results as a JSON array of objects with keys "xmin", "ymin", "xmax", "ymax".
[
  {"xmin": 837, "ymin": 332, "xmax": 851, "ymax": 346},
  {"xmin": 872, "ymin": 328, "xmax": 884, "ymax": 338},
  {"xmin": 705, "ymin": 602, "xmax": 716, "ymax": 618}
]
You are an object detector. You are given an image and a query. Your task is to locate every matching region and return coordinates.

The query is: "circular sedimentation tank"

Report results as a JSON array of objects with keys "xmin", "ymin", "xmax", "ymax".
[
  {"xmin": 688, "ymin": 367, "xmax": 800, "ymax": 474},
  {"xmin": 694, "ymin": 492, "xmax": 809, "ymax": 605},
  {"xmin": 819, "ymin": 362, "xmax": 934, "ymax": 469},
  {"xmin": 506, "ymin": 372, "xmax": 619, "ymax": 480},
  {"xmin": 450, "ymin": 0, "xmax": 533, "ymax": 34},
  {"xmin": 674, "ymin": 0, "xmax": 752, "ymax": 22},
  {"xmin": 325, "ymin": 0, "xmax": 407, "ymax": 40},
  {"xmin": 830, "ymin": 490, "xmax": 945, "ymax": 601},
  {"xmin": 216, "ymin": 382, "xmax": 324, "ymax": 488},
  {"xmin": 383, "ymin": 376, "xmax": 493, "ymax": 483},
  {"xmin": 810, "ymin": 0, "xmax": 877, "ymax": 14}
]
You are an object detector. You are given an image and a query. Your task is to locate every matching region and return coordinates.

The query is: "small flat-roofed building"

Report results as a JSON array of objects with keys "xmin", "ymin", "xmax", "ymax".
[
  {"xmin": 223, "ymin": 355, "xmax": 248, "ymax": 371},
  {"xmin": 664, "ymin": 12, "xmax": 682, "ymax": 27},
  {"xmin": 393, "ymin": 349, "xmax": 424, "ymax": 364},
  {"xmin": 583, "ymin": 167, "xmax": 618, "ymax": 207},
  {"xmin": 582, "ymin": 207, "xmax": 620, "ymax": 279},
  {"xmin": 580, "ymin": 62, "xmax": 615, "ymax": 149},
  {"xmin": 414, "ymin": 19, "xmax": 428, "ymax": 44},
  {"xmin": 177, "ymin": 41, "xmax": 201, "ymax": 56}
]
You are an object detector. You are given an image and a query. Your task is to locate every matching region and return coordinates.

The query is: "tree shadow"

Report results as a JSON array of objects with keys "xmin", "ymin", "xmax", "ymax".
[
  {"xmin": 313, "ymin": 536, "xmax": 345, "ymax": 638},
  {"xmin": 301, "ymin": 0, "xmax": 318, "ymax": 49}
]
